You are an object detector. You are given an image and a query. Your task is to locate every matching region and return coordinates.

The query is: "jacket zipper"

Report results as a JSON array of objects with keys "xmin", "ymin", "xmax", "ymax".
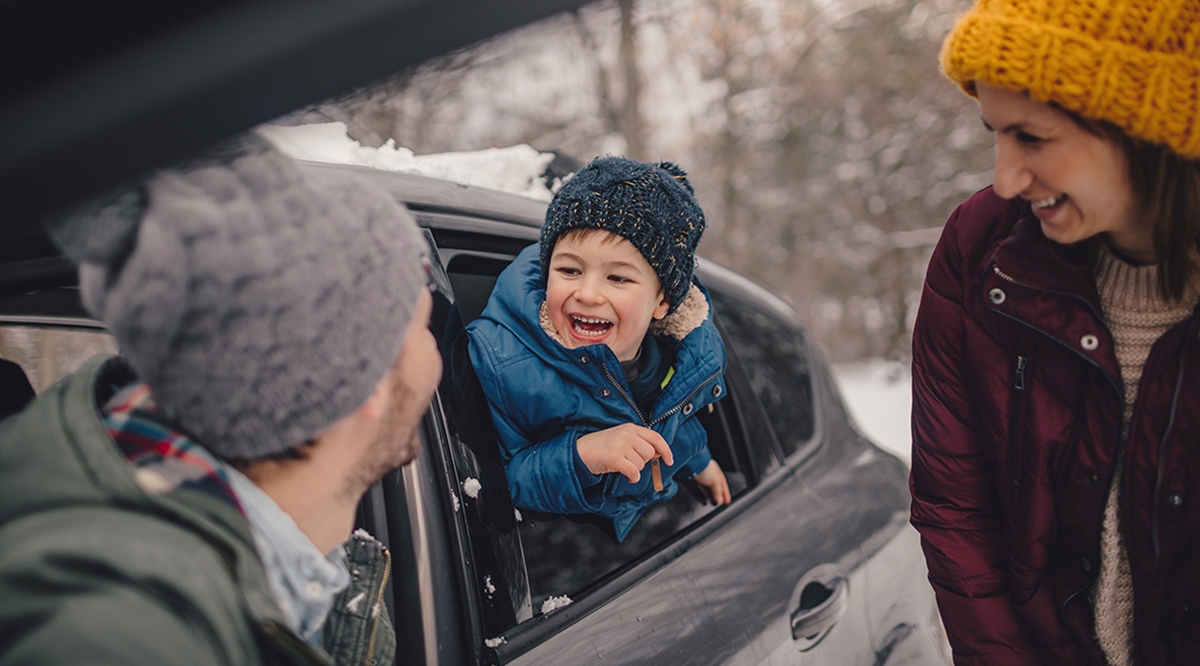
[
  {"xmin": 648, "ymin": 369, "xmax": 722, "ymax": 427},
  {"xmin": 1009, "ymin": 355, "xmax": 1027, "ymax": 494},
  {"xmin": 362, "ymin": 548, "xmax": 392, "ymax": 666},
  {"xmin": 989, "ymin": 266, "xmax": 1119, "ymax": 666},
  {"xmin": 599, "ymin": 358, "xmax": 720, "ymax": 426},
  {"xmin": 994, "ymin": 266, "xmax": 1110, "ymax": 324},
  {"xmin": 600, "ymin": 362, "xmax": 647, "ymax": 425}
]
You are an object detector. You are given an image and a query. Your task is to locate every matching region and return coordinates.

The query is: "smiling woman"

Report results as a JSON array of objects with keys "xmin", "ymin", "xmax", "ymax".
[{"xmin": 910, "ymin": 0, "xmax": 1200, "ymax": 664}]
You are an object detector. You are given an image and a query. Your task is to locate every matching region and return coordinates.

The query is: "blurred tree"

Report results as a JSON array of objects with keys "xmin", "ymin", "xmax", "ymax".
[{"xmin": 296, "ymin": 0, "xmax": 990, "ymax": 363}]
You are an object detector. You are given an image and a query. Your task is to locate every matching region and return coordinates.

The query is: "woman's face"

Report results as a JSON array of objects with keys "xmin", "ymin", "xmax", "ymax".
[{"xmin": 977, "ymin": 83, "xmax": 1149, "ymax": 261}]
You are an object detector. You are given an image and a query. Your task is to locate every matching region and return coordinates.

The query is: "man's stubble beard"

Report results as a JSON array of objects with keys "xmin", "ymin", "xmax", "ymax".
[{"xmin": 344, "ymin": 370, "xmax": 433, "ymax": 500}]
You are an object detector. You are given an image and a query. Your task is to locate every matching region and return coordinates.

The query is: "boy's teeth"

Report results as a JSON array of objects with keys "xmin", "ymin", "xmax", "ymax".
[
  {"xmin": 1031, "ymin": 194, "xmax": 1065, "ymax": 209},
  {"xmin": 571, "ymin": 315, "xmax": 612, "ymax": 337}
]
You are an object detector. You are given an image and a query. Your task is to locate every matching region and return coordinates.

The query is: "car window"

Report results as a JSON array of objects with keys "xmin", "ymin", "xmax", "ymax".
[
  {"xmin": 437, "ymin": 244, "xmax": 746, "ymax": 620},
  {"xmin": 707, "ymin": 288, "xmax": 815, "ymax": 457}
]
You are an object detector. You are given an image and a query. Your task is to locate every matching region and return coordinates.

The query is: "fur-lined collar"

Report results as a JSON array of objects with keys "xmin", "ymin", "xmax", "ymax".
[{"xmin": 538, "ymin": 283, "xmax": 710, "ymax": 347}]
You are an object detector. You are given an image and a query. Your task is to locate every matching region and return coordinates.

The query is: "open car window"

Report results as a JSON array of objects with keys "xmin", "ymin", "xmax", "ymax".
[{"xmin": 430, "ymin": 231, "xmax": 793, "ymax": 635}]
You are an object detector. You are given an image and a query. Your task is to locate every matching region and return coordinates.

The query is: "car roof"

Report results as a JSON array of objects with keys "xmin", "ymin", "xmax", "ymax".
[
  {"xmin": 298, "ymin": 162, "xmax": 548, "ymax": 229},
  {"xmin": 0, "ymin": 0, "xmax": 591, "ymax": 264}
]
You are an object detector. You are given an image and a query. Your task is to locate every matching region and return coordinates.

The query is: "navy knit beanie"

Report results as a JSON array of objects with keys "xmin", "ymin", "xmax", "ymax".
[{"xmin": 539, "ymin": 157, "xmax": 706, "ymax": 314}]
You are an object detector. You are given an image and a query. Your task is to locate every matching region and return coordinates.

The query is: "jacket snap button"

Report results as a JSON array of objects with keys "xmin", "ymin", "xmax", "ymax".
[
  {"xmin": 1086, "ymin": 473, "xmax": 1102, "ymax": 488},
  {"xmin": 1081, "ymin": 557, "xmax": 1092, "ymax": 573},
  {"xmin": 599, "ymin": 388, "xmax": 611, "ymax": 397},
  {"xmin": 988, "ymin": 288, "xmax": 1006, "ymax": 304},
  {"xmin": 712, "ymin": 385, "xmax": 723, "ymax": 398},
  {"xmin": 1169, "ymin": 494, "xmax": 1183, "ymax": 506},
  {"xmin": 1080, "ymin": 335, "xmax": 1099, "ymax": 351},
  {"xmin": 579, "ymin": 355, "xmax": 589, "ymax": 364},
  {"xmin": 682, "ymin": 403, "xmax": 694, "ymax": 415}
]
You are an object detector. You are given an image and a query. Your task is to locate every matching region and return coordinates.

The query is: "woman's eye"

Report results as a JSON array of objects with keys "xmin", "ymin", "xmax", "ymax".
[{"xmin": 1016, "ymin": 132, "xmax": 1043, "ymax": 145}]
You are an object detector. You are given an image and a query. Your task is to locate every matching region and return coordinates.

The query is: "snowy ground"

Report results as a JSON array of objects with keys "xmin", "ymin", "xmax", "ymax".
[{"xmin": 832, "ymin": 360, "xmax": 912, "ymax": 465}]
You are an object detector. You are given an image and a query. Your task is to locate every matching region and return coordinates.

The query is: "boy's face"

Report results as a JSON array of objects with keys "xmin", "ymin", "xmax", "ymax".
[{"xmin": 546, "ymin": 230, "xmax": 670, "ymax": 362}]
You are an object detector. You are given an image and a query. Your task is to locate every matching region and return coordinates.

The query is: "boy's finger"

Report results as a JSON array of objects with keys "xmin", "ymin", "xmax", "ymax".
[
  {"xmin": 617, "ymin": 457, "xmax": 641, "ymax": 483},
  {"xmin": 637, "ymin": 428, "xmax": 673, "ymax": 466}
]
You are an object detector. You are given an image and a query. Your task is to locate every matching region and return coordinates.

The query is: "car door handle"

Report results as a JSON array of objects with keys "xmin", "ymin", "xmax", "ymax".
[{"xmin": 789, "ymin": 565, "xmax": 849, "ymax": 643}]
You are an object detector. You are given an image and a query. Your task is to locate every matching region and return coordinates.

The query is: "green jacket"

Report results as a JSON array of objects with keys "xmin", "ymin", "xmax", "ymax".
[{"xmin": 0, "ymin": 356, "xmax": 395, "ymax": 666}]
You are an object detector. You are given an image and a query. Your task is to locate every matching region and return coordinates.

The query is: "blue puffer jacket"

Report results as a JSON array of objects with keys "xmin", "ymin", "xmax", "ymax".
[{"xmin": 466, "ymin": 244, "xmax": 726, "ymax": 541}]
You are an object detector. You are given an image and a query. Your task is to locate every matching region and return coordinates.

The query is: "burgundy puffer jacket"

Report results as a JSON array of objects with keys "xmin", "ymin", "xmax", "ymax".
[{"xmin": 910, "ymin": 188, "xmax": 1200, "ymax": 665}]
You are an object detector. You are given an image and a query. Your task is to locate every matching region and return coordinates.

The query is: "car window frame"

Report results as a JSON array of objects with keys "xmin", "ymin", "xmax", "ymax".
[{"xmin": 421, "ymin": 215, "xmax": 835, "ymax": 662}]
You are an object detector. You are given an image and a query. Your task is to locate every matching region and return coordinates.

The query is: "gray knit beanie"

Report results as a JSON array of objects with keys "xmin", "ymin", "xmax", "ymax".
[
  {"xmin": 539, "ymin": 157, "xmax": 706, "ymax": 314},
  {"xmin": 48, "ymin": 134, "xmax": 429, "ymax": 460}
]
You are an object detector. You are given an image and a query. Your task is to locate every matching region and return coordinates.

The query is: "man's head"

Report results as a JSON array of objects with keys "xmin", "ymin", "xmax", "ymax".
[
  {"xmin": 49, "ymin": 134, "xmax": 435, "ymax": 465},
  {"xmin": 539, "ymin": 157, "xmax": 706, "ymax": 317}
]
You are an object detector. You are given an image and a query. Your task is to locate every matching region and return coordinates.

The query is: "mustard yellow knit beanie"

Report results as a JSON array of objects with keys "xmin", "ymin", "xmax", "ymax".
[{"xmin": 941, "ymin": 0, "xmax": 1200, "ymax": 157}]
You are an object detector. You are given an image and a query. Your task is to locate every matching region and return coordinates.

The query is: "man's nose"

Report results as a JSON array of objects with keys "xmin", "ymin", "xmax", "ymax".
[{"xmin": 991, "ymin": 138, "xmax": 1033, "ymax": 200}]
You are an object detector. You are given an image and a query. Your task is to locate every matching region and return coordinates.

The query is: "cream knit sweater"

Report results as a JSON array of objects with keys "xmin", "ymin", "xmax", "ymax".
[{"xmin": 1091, "ymin": 245, "xmax": 1199, "ymax": 666}]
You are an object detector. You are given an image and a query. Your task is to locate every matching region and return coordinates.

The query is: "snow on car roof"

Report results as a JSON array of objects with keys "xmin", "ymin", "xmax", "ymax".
[{"xmin": 258, "ymin": 122, "xmax": 559, "ymax": 201}]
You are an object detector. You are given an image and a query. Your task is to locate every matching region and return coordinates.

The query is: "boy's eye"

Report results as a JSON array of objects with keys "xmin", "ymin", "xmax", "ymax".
[
  {"xmin": 555, "ymin": 266, "xmax": 581, "ymax": 276},
  {"xmin": 608, "ymin": 274, "xmax": 632, "ymax": 284}
]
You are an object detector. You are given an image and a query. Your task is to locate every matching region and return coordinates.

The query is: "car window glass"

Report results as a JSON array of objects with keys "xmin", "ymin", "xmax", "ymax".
[
  {"xmin": 441, "ymin": 249, "xmax": 737, "ymax": 617},
  {"xmin": 0, "ymin": 326, "xmax": 117, "ymax": 391},
  {"xmin": 707, "ymin": 289, "xmax": 815, "ymax": 456}
]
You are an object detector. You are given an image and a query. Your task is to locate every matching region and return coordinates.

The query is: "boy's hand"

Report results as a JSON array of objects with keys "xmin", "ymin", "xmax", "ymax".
[
  {"xmin": 693, "ymin": 460, "xmax": 732, "ymax": 505},
  {"xmin": 577, "ymin": 424, "xmax": 674, "ymax": 484}
]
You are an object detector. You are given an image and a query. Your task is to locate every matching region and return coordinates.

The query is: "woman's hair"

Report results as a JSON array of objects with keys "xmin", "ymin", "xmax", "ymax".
[{"xmin": 1058, "ymin": 105, "xmax": 1200, "ymax": 303}]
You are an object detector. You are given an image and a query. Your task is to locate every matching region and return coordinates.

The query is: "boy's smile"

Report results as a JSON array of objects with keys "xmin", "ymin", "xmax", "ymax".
[{"xmin": 546, "ymin": 230, "xmax": 670, "ymax": 362}]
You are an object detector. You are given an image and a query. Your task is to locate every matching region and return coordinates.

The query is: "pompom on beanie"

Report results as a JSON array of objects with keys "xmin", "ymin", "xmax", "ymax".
[
  {"xmin": 539, "ymin": 157, "xmax": 706, "ymax": 314},
  {"xmin": 941, "ymin": 0, "xmax": 1200, "ymax": 157},
  {"xmin": 48, "ymin": 134, "xmax": 430, "ymax": 461}
]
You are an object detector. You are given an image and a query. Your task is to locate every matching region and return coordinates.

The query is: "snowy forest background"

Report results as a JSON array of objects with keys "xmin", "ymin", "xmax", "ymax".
[{"xmin": 296, "ymin": 0, "xmax": 992, "ymax": 364}]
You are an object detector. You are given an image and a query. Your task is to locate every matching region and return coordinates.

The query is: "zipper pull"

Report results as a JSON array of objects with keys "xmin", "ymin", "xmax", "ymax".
[{"xmin": 1015, "ymin": 355, "xmax": 1027, "ymax": 390}]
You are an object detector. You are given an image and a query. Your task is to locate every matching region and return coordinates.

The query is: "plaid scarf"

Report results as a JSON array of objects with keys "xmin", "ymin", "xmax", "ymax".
[{"xmin": 102, "ymin": 381, "xmax": 243, "ymax": 515}]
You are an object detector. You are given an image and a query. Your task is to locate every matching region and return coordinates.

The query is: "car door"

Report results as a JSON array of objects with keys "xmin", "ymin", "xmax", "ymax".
[{"xmin": 421, "ymin": 213, "xmax": 916, "ymax": 665}]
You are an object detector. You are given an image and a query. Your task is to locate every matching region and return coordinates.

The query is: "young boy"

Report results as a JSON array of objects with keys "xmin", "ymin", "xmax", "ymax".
[{"xmin": 466, "ymin": 157, "xmax": 730, "ymax": 542}]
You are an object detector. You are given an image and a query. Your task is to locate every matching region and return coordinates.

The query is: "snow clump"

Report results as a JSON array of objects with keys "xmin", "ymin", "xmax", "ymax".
[
  {"xmin": 463, "ymin": 477, "xmax": 482, "ymax": 499},
  {"xmin": 485, "ymin": 637, "xmax": 506, "ymax": 648},
  {"xmin": 352, "ymin": 528, "xmax": 377, "ymax": 542},
  {"xmin": 257, "ymin": 122, "xmax": 558, "ymax": 201},
  {"xmin": 540, "ymin": 595, "xmax": 572, "ymax": 614}
]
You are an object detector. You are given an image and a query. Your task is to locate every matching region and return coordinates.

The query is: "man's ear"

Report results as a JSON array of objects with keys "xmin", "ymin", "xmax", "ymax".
[{"xmin": 652, "ymin": 291, "xmax": 670, "ymax": 320}]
